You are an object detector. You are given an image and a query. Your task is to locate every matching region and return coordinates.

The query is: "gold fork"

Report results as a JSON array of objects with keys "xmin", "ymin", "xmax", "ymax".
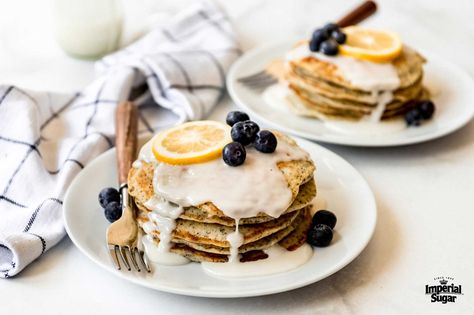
[{"xmin": 106, "ymin": 101, "xmax": 150, "ymax": 272}]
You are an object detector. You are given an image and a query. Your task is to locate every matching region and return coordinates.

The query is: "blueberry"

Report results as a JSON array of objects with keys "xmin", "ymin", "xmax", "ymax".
[
  {"xmin": 307, "ymin": 224, "xmax": 333, "ymax": 247},
  {"xmin": 98, "ymin": 187, "xmax": 120, "ymax": 209},
  {"xmin": 405, "ymin": 108, "xmax": 423, "ymax": 127},
  {"xmin": 104, "ymin": 201, "xmax": 122, "ymax": 223},
  {"xmin": 254, "ymin": 130, "xmax": 278, "ymax": 153},
  {"xmin": 312, "ymin": 210, "xmax": 337, "ymax": 229},
  {"xmin": 226, "ymin": 111, "xmax": 250, "ymax": 127},
  {"xmin": 320, "ymin": 39, "xmax": 339, "ymax": 56},
  {"xmin": 322, "ymin": 22, "xmax": 339, "ymax": 34},
  {"xmin": 418, "ymin": 100, "xmax": 435, "ymax": 120},
  {"xmin": 309, "ymin": 38, "xmax": 320, "ymax": 52},
  {"xmin": 331, "ymin": 30, "xmax": 346, "ymax": 44},
  {"xmin": 231, "ymin": 120, "xmax": 260, "ymax": 145},
  {"xmin": 223, "ymin": 142, "xmax": 246, "ymax": 166},
  {"xmin": 310, "ymin": 29, "xmax": 328, "ymax": 52}
]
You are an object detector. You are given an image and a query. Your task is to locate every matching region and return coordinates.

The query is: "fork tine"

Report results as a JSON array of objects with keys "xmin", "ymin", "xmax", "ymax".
[
  {"xmin": 240, "ymin": 75, "xmax": 276, "ymax": 85},
  {"xmin": 137, "ymin": 248, "xmax": 151, "ymax": 273},
  {"xmin": 119, "ymin": 246, "xmax": 131, "ymax": 271},
  {"xmin": 109, "ymin": 245, "xmax": 121, "ymax": 270},
  {"xmin": 237, "ymin": 70, "xmax": 267, "ymax": 82},
  {"xmin": 239, "ymin": 73, "xmax": 275, "ymax": 84},
  {"xmin": 244, "ymin": 78, "xmax": 276, "ymax": 87},
  {"xmin": 239, "ymin": 74, "xmax": 269, "ymax": 83},
  {"xmin": 249, "ymin": 77, "xmax": 278, "ymax": 86},
  {"xmin": 244, "ymin": 79, "xmax": 278, "ymax": 90},
  {"xmin": 128, "ymin": 247, "xmax": 141, "ymax": 272},
  {"xmin": 237, "ymin": 68, "xmax": 279, "ymax": 91}
]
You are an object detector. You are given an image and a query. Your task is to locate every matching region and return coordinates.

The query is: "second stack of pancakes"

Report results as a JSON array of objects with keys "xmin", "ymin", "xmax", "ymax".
[{"xmin": 284, "ymin": 43, "xmax": 427, "ymax": 120}]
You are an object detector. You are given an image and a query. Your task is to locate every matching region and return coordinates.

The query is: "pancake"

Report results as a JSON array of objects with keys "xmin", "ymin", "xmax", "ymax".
[
  {"xmin": 148, "ymin": 207, "xmax": 313, "ymax": 263},
  {"xmin": 167, "ymin": 243, "xmax": 263, "ymax": 263},
  {"xmin": 128, "ymin": 131, "xmax": 316, "ymax": 222},
  {"xmin": 287, "ymin": 44, "xmax": 425, "ymax": 92},
  {"xmin": 283, "ymin": 43, "xmax": 427, "ymax": 121},
  {"xmin": 172, "ymin": 222, "xmax": 295, "ymax": 254},
  {"xmin": 287, "ymin": 85, "xmax": 424, "ymax": 121},
  {"xmin": 279, "ymin": 207, "xmax": 313, "ymax": 251},
  {"xmin": 138, "ymin": 208, "xmax": 300, "ymax": 248},
  {"xmin": 134, "ymin": 177, "xmax": 315, "ymax": 226},
  {"xmin": 129, "ymin": 130, "xmax": 316, "ymax": 263},
  {"xmin": 163, "ymin": 206, "xmax": 310, "ymax": 255},
  {"xmin": 286, "ymin": 69, "xmax": 424, "ymax": 107}
]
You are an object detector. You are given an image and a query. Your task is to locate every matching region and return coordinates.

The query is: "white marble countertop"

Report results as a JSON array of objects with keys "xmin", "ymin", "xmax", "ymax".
[{"xmin": 1, "ymin": 0, "xmax": 473, "ymax": 314}]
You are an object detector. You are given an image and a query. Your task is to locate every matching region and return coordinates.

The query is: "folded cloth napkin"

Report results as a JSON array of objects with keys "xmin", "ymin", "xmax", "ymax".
[{"xmin": 0, "ymin": 0, "xmax": 240, "ymax": 278}]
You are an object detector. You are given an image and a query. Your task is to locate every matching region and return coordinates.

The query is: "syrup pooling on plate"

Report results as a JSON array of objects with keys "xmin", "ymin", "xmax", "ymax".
[{"xmin": 201, "ymin": 244, "xmax": 313, "ymax": 278}]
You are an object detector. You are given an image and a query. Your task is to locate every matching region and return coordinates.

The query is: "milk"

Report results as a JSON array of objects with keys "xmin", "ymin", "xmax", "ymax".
[{"xmin": 52, "ymin": 0, "xmax": 123, "ymax": 59}]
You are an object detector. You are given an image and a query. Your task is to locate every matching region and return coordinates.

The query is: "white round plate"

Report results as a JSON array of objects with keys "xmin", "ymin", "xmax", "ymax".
[
  {"xmin": 64, "ymin": 137, "xmax": 376, "ymax": 298},
  {"xmin": 227, "ymin": 40, "xmax": 474, "ymax": 147}
]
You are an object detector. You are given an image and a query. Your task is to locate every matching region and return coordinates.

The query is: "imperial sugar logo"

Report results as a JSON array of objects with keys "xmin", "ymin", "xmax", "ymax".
[{"xmin": 425, "ymin": 276, "xmax": 463, "ymax": 304}]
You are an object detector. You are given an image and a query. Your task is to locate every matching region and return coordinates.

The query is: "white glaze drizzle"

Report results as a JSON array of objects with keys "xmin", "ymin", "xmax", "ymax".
[
  {"xmin": 144, "ymin": 197, "xmax": 184, "ymax": 253},
  {"xmin": 152, "ymin": 139, "xmax": 309, "ymax": 219},
  {"xmin": 136, "ymin": 135, "xmax": 312, "ymax": 271},
  {"xmin": 226, "ymin": 220, "xmax": 244, "ymax": 263}
]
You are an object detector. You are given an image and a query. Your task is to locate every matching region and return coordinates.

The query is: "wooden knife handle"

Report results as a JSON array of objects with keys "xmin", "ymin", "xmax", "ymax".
[
  {"xmin": 337, "ymin": 1, "xmax": 377, "ymax": 28},
  {"xmin": 115, "ymin": 101, "xmax": 138, "ymax": 185}
]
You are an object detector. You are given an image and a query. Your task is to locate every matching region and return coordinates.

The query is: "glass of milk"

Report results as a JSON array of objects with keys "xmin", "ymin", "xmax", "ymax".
[{"xmin": 52, "ymin": 0, "xmax": 123, "ymax": 59}]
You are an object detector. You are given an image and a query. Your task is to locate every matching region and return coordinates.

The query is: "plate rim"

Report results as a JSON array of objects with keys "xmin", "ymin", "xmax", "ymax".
[
  {"xmin": 63, "ymin": 137, "xmax": 377, "ymax": 298},
  {"xmin": 226, "ymin": 39, "xmax": 474, "ymax": 147}
]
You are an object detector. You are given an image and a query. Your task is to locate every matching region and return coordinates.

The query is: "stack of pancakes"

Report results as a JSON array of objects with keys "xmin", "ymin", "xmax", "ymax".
[
  {"xmin": 128, "ymin": 134, "xmax": 316, "ymax": 263},
  {"xmin": 284, "ymin": 44, "xmax": 427, "ymax": 120}
]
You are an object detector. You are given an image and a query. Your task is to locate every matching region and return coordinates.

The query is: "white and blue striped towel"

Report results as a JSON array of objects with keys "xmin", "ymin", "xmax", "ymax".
[{"xmin": 0, "ymin": 0, "xmax": 240, "ymax": 278}]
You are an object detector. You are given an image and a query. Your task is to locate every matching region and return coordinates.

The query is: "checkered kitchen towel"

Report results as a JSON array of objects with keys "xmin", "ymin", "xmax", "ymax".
[{"xmin": 0, "ymin": 1, "xmax": 240, "ymax": 278}]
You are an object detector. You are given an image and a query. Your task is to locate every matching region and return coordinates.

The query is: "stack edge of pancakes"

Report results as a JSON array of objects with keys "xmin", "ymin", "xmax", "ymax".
[
  {"xmin": 128, "ymin": 131, "xmax": 316, "ymax": 263},
  {"xmin": 284, "ymin": 42, "xmax": 427, "ymax": 121}
]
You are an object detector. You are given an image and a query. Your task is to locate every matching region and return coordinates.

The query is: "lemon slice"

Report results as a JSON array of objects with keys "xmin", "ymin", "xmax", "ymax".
[
  {"xmin": 152, "ymin": 121, "xmax": 231, "ymax": 165},
  {"xmin": 339, "ymin": 26, "xmax": 402, "ymax": 63}
]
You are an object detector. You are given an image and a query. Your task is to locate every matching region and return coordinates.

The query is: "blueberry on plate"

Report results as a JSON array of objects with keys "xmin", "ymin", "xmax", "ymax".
[
  {"xmin": 322, "ymin": 22, "xmax": 339, "ymax": 34},
  {"xmin": 310, "ymin": 29, "xmax": 328, "ymax": 52},
  {"xmin": 312, "ymin": 209, "xmax": 337, "ymax": 229},
  {"xmin": 226, "ymin": 111, "xmax": 250, "ymax": 127},
  {"xmin": 231, "ymin": 120, "xmax": 260, "ymax": 145},
  {"xmin": 307, "ymin": 224, "xmax": 333, "ymax": 247},
  {"xmin": 418, "ymin": 100, "xmax": 435, "ymax": 120},
  {"xmin": 104, "ymin": 201, "xmax": 122, "ymax": 223},
  {"xmin": 223, "ymin": 142, "xmax": 246, "ymax": 166},
  {"xmin": 405, "ymin": 108, "xmax": 423, "ymax": 126},
  {"xmin": 254, "ymin": 130, "xmax": 278, "ymax": 153},
  {"xmin": 331, "ymin": 30, "xmax": 347, "ymax": 44},
  {"xmin": 320, "ymin": 39, "xmax": 339, "ymax": 56},
  {"xmin": 98, "ymin": 187, "xmax": 120, "ymax": 208}
]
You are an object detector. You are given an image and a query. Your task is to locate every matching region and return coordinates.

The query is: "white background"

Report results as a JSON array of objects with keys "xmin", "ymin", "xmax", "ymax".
[{"xmin": 0, "ymin": 0, "xmax": 473, "ymax": 314}]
